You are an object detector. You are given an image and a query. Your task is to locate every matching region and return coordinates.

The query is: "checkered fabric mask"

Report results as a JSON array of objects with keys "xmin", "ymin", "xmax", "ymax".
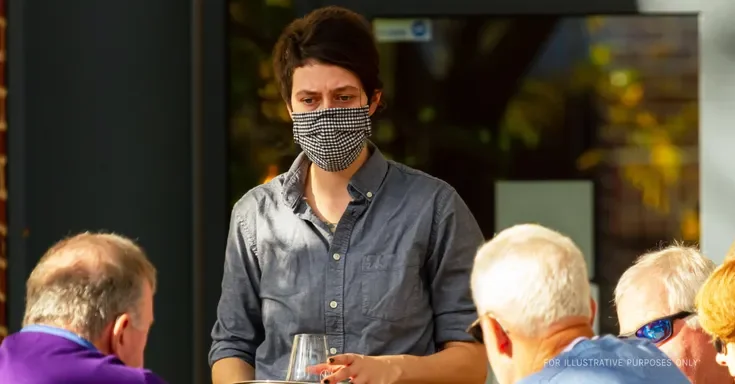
[{"xmin": 292, "ymin": 105, "xmax": 372, "ymax": 172}]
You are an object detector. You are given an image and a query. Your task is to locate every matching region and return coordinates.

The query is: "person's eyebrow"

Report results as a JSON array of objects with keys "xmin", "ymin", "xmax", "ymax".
[
  {"xmin": 331, "ymin": 85, "xmax": 360, "ymax": 93},
  {"xmin": 293, "ymin": 89, "xmax": 319, "ymax": 98}
]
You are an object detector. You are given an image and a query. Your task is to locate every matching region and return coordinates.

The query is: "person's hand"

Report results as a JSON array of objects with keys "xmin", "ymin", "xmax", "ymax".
[{"xmin": 309, "ymin": 353, "xmax": 403, "ymax": 384}]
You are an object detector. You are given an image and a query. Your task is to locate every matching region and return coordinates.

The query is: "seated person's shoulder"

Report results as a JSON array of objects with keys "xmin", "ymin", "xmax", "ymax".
[
  {"xmin": 520, "ymin": 335, "xmax": 689, "ymax": 384},
  {"xmin": 90, "ymin": 359, "xmax": 168, "ymax": 384},
  {"xmin": 142, "ymin": 369, "xmax": 168, "ymax": 384}
]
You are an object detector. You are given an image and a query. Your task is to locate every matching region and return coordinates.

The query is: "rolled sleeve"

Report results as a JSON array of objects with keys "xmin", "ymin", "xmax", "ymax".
[
  {"xmin": 427, "ymin": 187, "xmax": 485, "ymax": 346},
  {"xmin": 208, "ymin": 206, "xmax": 264, "ymax": 367}
]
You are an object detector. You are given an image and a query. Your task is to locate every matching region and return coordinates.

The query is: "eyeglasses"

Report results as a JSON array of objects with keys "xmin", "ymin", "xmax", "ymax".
[
  {"xmin": 714, "ymin": 338, "xmax": 728, "ymax": 354},
  {"xmin": 619, "ymin": 311, "xmax": 694, "ymax": 344},
  {"xmin": 466, "ymin": 313, "xmax": 509, "ymax": 344}
]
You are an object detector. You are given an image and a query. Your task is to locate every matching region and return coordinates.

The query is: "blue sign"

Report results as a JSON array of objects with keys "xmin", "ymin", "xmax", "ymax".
[{"xmin": 411, "ymin": 20, "xmax": 427, "ymax": 37}]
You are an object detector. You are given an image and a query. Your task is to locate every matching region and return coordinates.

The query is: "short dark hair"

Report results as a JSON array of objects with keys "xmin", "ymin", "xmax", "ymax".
[{"xmin": 273, "ymin": 6, "xmax": 383, "ymax": 105}]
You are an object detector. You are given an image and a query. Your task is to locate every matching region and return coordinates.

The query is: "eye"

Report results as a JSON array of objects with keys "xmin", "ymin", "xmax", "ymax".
[
  {"xmin": 337, "ymin": 95, "xmax": 355, "ymax": 102},
  {"xmin": 302, "ymin": 97, "xmax": 314, "ymax": 104}
]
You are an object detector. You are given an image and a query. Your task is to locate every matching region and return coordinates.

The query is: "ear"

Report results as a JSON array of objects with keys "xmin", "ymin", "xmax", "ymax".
[
  {"xmin": 110, "ymin": 313, "xmax": 132, "ymax": 354},
  {"xmin": 368, "ymin": 90, "xmax": 382, "ymax": 116},
  {"xmin": 285, "ymin": 104, "xmax": 293, "ymax": 120},
  {"xmin": 485, "ymin": 317, "xmax": 512, "ymax": 357},
  {"xmin": 589, "ymin": 297, "xmax": 597, "ymax": 328}
]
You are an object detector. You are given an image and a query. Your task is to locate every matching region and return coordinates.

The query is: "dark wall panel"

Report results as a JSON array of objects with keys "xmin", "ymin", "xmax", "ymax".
[{"xmin": 8, "ymin": 1, "xmax": 193, "ymax": 382}]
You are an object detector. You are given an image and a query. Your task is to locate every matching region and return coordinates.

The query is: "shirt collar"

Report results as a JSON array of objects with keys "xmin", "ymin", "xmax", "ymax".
[
  {"xmin": 563, "ymin": 335, "xmax": 598, "ymax": 353},
  {"xmin": 21, "ymin": 324, "xmax": 98, "ymax": 351},
  {"xmin": 281, "ymin": 141, "xmax": 389, "ymax": 210}
]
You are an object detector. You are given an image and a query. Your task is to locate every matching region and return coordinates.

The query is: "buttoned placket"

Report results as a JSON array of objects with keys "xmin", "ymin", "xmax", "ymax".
[{"xmin": 318, "ymin": 187, "xmax": 369, "ymax": 357}]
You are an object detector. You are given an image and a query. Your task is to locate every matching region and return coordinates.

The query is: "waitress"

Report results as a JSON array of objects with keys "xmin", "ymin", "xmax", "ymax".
[{"xmin": 209, "ymin": 6, "xmax": 487, "ymax": 384}]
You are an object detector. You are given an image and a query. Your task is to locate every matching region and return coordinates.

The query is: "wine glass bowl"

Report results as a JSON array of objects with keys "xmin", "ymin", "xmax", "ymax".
[{"xmin": 285, "ymin": 334, "xmax": 329, "ymax": 382}]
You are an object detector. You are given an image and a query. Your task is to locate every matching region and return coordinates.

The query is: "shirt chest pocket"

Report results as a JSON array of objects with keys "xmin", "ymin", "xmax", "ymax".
[{"xmin": 360, "ymin": 254, "xmax": 428, "ymax": 322}]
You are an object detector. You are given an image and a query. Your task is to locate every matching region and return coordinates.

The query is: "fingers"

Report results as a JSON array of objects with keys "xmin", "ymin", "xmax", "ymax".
[
  {"xmin": 321, "ymin": 365, "xmax": 354, "ymax": 384},
  {"xmin": 306, "ymin": 363, "xmax": 339, "ymax": 375},
  {"xmin": 327, "ymin": 353, "xmax": 358, "ymax": 366}
]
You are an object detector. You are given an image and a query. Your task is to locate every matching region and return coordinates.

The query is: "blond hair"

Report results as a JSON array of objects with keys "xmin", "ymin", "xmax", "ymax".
[
  {"xmin": 614, "ymin": 244, "xmax": 715, "ymax": 329},
  {"xmin": 725, "ymin": 240, "xmax": 735, "ymax": 263},
  {"xmin": 471, "ymin": 224, "xmax": 591, "ymax": 338},
  {"xmin": 695, "ymin": 260, "xmax": 735, "ymax": 343},
  {"xmin": 23, "ymin": 232, "xmax": 157, "ymax": 341}
]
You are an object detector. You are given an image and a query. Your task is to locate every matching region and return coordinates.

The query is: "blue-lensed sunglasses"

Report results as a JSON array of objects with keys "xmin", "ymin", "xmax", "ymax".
[
  {"xmin": 714, "ymin": 338, "xmax": 727, "ymax": 354},
  {"xmin": 619, "ymin": 311, "xmax": 694, "ymax": 344}
]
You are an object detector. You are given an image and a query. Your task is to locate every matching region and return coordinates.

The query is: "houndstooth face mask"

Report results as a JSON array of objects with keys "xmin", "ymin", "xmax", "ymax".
[{"xmin": 292, "ymin": 105, "xmax": 372, "ymax": 172}]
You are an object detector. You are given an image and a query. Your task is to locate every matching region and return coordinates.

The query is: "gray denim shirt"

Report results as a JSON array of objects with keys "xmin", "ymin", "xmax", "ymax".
[{"xmin": 209, "ymin": 144, "xmax": 484, "ymax": 380}]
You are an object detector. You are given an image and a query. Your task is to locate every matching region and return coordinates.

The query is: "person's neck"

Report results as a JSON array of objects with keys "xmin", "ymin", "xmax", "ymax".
[
  {"xmin": 513, "ymin": 318, "xmax": 594, "ymax": 379},
  {"xmin": 32, "ymin": 322, "xmax": 110, "ymax": 354},
  {"xmin": 695, "ymin": 363, "xmax": 732, "ymax": 384},
  {"xmin": 307, "ymin": 145, "xmax": 369, "ymax": 198}
]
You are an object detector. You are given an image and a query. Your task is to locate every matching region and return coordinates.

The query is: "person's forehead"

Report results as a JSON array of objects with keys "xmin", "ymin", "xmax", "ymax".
[
  {"xmin": 617, "ymin": 283, "xmax": 671, "ymax": 333},
  {"xmin": 292, "ymin": 63, "xmax": 362, "ymax": 92}
]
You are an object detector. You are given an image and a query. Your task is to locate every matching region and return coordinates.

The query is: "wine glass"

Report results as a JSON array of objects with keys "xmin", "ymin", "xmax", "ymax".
[{"xmin": 286, "ymin": 334, "xmax": 329, "ymax": 382}]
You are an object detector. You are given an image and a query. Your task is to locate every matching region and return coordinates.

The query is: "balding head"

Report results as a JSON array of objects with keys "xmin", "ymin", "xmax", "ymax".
[
  {"xmin": 23, "ymin": 232, "xmax": 157, "ymax": 342},
  {"xmin": 471, "ymin": 224, "xmax": 592, "ymax": 338}
]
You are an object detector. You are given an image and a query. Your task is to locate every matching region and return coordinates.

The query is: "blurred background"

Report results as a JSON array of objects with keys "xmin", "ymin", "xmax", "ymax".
[{"xmin": 3, "ymin": 0, "xmax": 735, "ymax": 383}]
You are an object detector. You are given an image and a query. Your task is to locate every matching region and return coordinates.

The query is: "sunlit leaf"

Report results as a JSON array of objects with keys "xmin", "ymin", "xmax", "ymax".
[
  {"xmin": 621, "ymin": 83, "xmax": 644, "ymax": 107},
  {"xmin": 609, "ymin": 70, "xmax": 630, "ymax": 87},
  {"xmin": 650, "ymin": 143, "xmax": 679, "ymax": 167},
  {"xmin": 607, "ymin": 106, "xmax": 630, "ymax": 124},
  {"xmin": 680, "ymin": 208, "xmax": 700, "ymax": 241},
  {"xmin": 650, "ymin": 143, "xmax": 681, "ymax": 183},
  {"xmin": 257, "ymin": 82, "xmax": 280, "ymax": 98},
  {"xmin": 569, "ymin": 63, "xmax": 601, "ymax": 91},
  {"xmin": 259, "ymin": 59, "xmax": 272, "ymax": 79},
  {"xmin": 577, "ymin": 149, "xmax": 604, "ymax": 170},
  {"xmin": 636, "ymin": 112, "xmax": 657, "ymax": 128},
  {"xmin": 276, "ymin": 104, "xmax": 291, "ymax": 122},
  {"xmin": 590, "ymin": 44, "xmax": 612, "ymax": 66}
]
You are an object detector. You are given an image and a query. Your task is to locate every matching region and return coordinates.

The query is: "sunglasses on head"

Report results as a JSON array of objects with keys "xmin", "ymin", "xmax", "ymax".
[
  {"xmin": 619, "ymin": 311, "xmax": 694, "ymax": 344},
  {"xmin": 467, "ymin": 318, "xmax": 483, "ymax": 343},
  {"xmin": 466, "ymin": 313, "xmax": 509, "ymax": 344},
  {"xmin": 714, "ymin": 338, "xmax": 728, "ymax": 354}
]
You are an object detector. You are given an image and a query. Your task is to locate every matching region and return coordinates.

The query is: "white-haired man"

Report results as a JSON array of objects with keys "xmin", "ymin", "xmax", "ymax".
[
  {"xmin": 615, "ymin": 245, "xmax": 731, "ymax": 383},
  {"xmin": 469, "ymin": 224, "xmax": 689, "ymax": 384},
  {"xmin": 0, "ymin": 232, "xmax": 166, "ymax": 383}
]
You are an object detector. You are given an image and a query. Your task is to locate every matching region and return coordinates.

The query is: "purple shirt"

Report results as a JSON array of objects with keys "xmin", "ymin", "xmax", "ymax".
[{"xmin": 0, "ymin": 325, "xmax": 166, "ymax": 384}]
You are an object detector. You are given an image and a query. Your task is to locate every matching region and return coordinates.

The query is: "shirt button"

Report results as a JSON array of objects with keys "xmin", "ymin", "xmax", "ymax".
[
  {"xmin": 330, "ymin": 347, "xmax": 337, "ymax": 355},
  {"xmin": 366, "ymin": 191, "xmax": 373, "ymax": 198},
  {"xmin": 332, "ymin": 253, "xmax": 341, "ymax": 261},
  {"xmin": 329, "ymin": 301, "xmax": 338, "ymax": 309}
]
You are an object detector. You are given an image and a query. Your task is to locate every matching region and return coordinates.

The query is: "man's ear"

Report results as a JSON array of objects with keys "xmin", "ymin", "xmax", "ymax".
[
  {"xmin": 368, "ymin": 90, "xmax": 382, "ymax": 116},
  {"xmin": 487, "ymin": 317, "xmax": 513, "ymax": 357},
  {"xmin": 110, "ymin": 313, "xmax": 131, "ymax": 354},
  {"xmin": 285, "ymin": 104, "xmax": 293, "ymax": 120}
]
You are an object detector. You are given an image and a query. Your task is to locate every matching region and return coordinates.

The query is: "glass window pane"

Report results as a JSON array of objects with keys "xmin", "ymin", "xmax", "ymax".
[{"xmin": 227, "ymin": 6, "xmax": 699, "ymax": 347}]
